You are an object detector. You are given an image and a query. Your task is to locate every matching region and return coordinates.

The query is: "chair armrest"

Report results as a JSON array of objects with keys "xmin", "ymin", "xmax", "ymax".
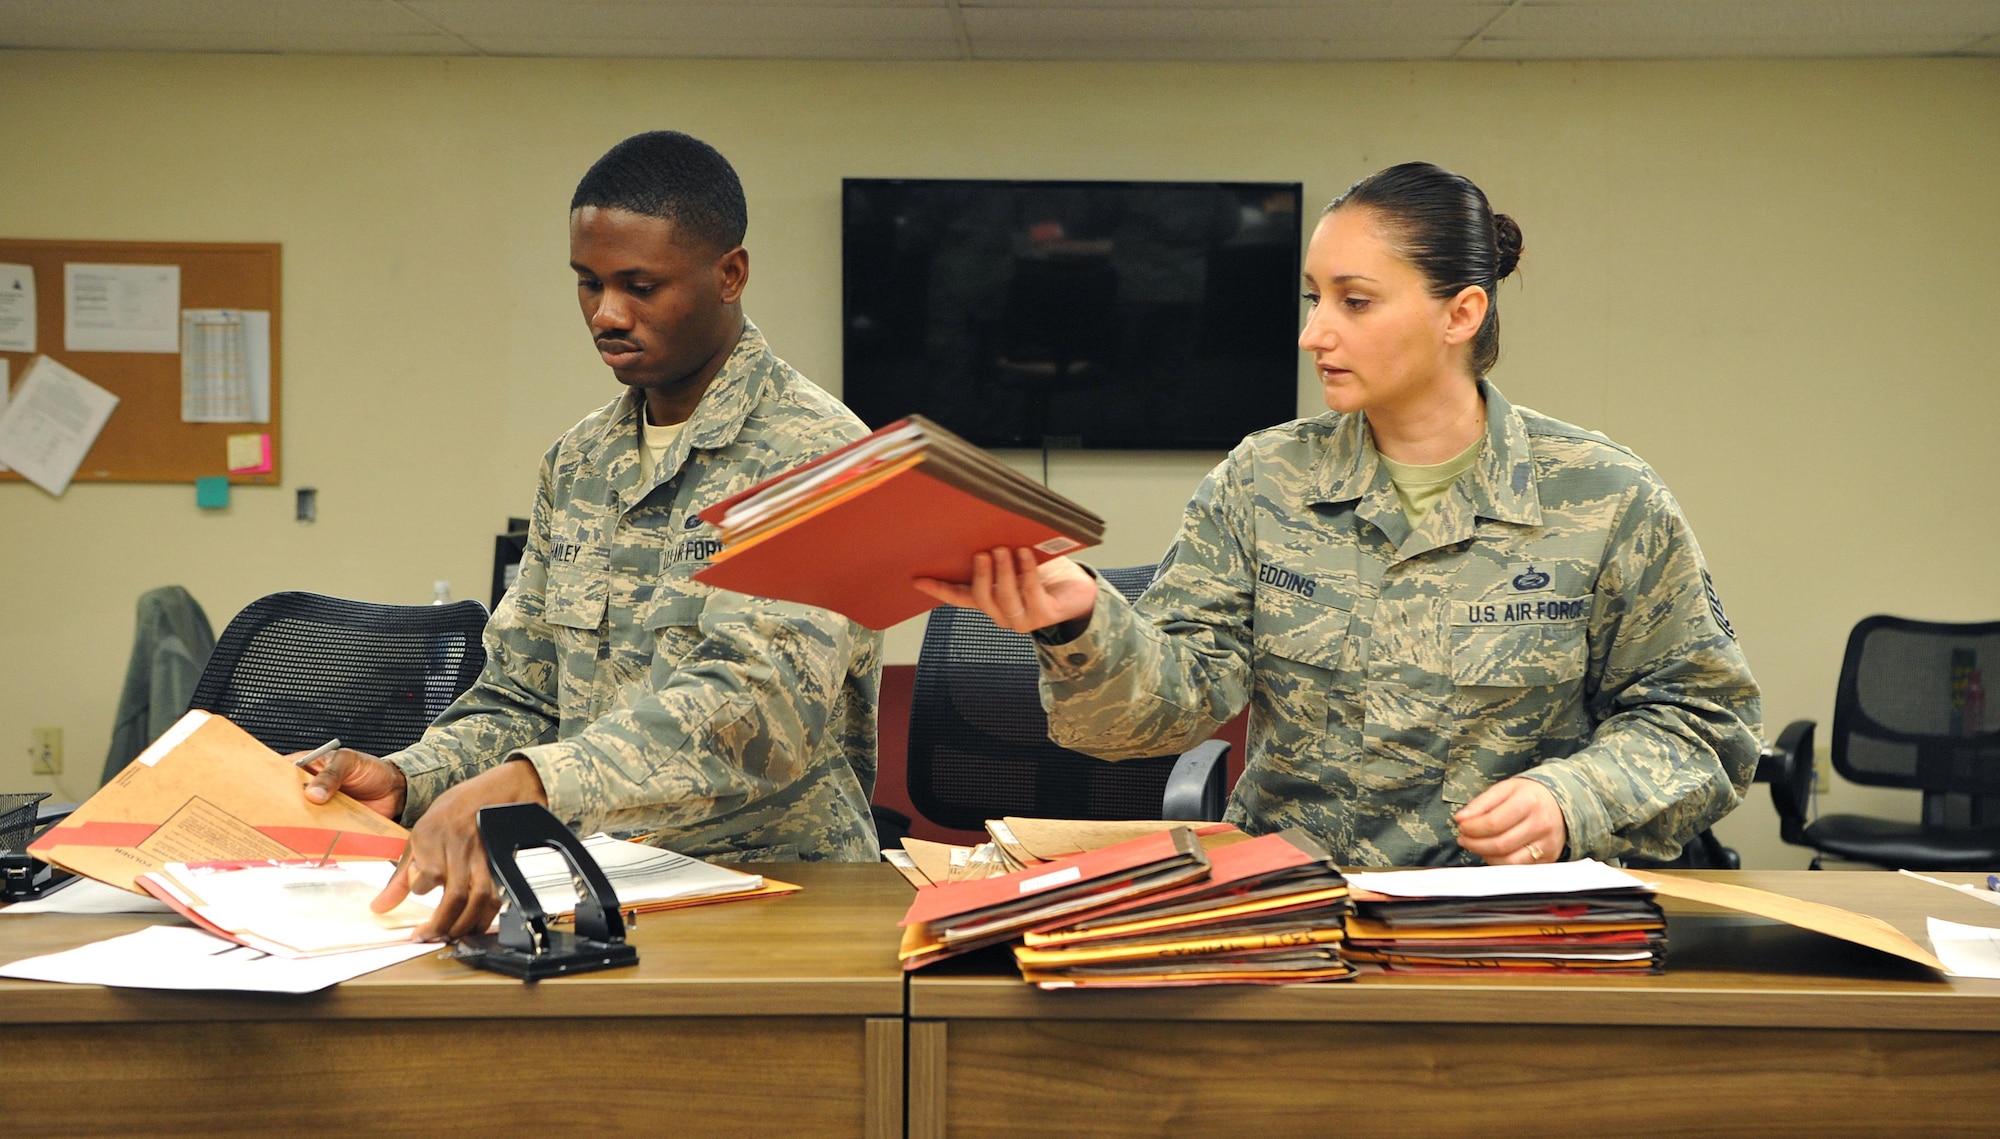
[
  {"xmin": 1162, "ymin": 739, "xmax": 1229, "ymax": 822},
  {"xmin": 1763, "ymin": 719, "xmax": 1817, "ymax": 844},
  {"xmin": 1756, "ymin": 719, "xmax": 1815, "ymax": 783}
]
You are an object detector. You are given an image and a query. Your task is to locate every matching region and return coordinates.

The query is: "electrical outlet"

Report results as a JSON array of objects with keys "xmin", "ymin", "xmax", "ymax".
[
  {"xmin": 30, "ymin": 727, "xmax": 62, "ymax": 775},
  {"xmin": 1814, "ymin": 764, "xmax": 1829, "ymax": 795}
]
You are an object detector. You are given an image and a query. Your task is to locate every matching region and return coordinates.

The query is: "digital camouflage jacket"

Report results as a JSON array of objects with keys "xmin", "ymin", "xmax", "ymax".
[
  {"xmin": 1039, "ymin": 383, "xmax": 1760, "ymax": 866},
  {"xmin": 390, "ymin": 321, "xmax": 882, "ymax": 862}
]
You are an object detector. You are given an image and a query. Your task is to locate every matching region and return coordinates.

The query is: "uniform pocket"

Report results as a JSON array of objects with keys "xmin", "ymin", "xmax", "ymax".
[
  {"xmin": 644, "ymin": 589, "xmax": 708, "ymax": 680},
  {"xmin": 1443, "ymin": 608, "xmax": 1589, "ymax": 804},
  {"xmin": 544, "ymin": 564, "xmax": 608, "ymax": 631},
  {"xmin": 1251, "ymin": 592, "xmax": 1353, "ymax": 768},
  {"xmin": 1449, "ymin": 620, "xmax": 1588, "ymax": 688}
]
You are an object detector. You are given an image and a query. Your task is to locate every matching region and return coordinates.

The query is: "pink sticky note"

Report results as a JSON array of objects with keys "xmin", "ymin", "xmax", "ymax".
[{"xmin": 226, "ymin": 433, "xmax": 272, "ymax": 474}]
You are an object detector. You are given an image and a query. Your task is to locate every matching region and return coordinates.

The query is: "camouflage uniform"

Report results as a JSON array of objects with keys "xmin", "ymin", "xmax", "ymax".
[
  {"xmin": 389, "ymin": 321, "xmax": 882, "ymax": 862},
  {"xmin": 1039, "ymin": 382, "xmax": 1760, "ymax": 866}
]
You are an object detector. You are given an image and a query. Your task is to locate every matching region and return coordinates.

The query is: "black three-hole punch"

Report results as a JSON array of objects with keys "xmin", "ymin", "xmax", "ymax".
[{"xmin": 452, "ymin": 801, "xmax": 638, "ymax": 981}]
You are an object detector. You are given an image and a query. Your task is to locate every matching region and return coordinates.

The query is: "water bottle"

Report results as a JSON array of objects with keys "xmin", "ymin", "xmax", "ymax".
[{"xmin": 1966, "ymin": 666, "xmax": 1987, "ymax": 737}]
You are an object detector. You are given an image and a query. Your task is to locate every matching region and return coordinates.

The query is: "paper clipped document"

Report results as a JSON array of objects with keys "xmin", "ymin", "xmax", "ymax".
[
  {"xmin": 0, "ymin": 924, "xmax": 434, "ymax": 995},
  {"xmin": 0, "ymin": 262, "xmax": 33, "ymax": 352},
  {"xmin": 28, "ymin": 710, "xmax": 409, "ymax": 893},
  {"xmin": 64, "ymin": 262, "xmax": 179, "ymax": 352},
  {"xmin": 1927, "ymin": 917, "xmax": 2000, "ymax": 979},
  {"xmin": 180, "ymin": 308, "xmax": 271, "ymax": 422},
  {"xmin": 138, "ymin": 859, "xmax": 438, "ymax": 958},
  {"xmin": 0, "ymin": 355, "xmax": 119, "ymax": 495}
]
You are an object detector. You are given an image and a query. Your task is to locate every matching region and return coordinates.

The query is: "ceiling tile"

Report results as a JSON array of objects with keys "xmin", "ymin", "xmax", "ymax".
[
  {"xmin": 1490, "ymin": 0, "xmax": 2000, "ymax": 42},
  {"xmin": 413, "ymin": 1, "xmax": 960, "ymax": 45},
  {"xmin": 3, "ymin": 0, "xmax": 1997, "ymax": 60},
  {"xmin": 963, "ymin": 4, "xmax": 1496, "ymax": 44}
]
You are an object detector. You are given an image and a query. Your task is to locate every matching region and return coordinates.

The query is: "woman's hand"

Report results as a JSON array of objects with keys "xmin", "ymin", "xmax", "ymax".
[
  {"xmin": 1453, "ymin": 777, "xmax": 1568, "ymax": 864},
  {"xmin": 914, "ymin": 548, "xmax": 1097, "ymax": 634}
]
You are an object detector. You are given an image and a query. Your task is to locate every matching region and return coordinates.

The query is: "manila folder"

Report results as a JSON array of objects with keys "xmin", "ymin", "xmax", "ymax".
[{"xmin": 28, "ymin": 711, "xmax": 409, "ymax": 894}]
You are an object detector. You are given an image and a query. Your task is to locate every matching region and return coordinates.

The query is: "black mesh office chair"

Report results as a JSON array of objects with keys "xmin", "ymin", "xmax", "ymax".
[
  {"xmin": 187, "ymin": 591, "xmax": 490, "ymax": 758},
  {"xmin": 1768, "ymin": 615, "xmax": 2000, "ymax": 870},
  {"xmin": 907, "ymin": 564, "xmax": 1228, "ymax": 831}
]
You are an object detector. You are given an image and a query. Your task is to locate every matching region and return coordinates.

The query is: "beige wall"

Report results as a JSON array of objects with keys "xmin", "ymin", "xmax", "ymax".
[{"xmin": 2, "ymin": 51, "xmax": 1995, "ymax": 868}]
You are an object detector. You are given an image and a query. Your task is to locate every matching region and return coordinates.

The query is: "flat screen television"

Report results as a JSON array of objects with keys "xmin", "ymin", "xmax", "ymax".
[{"xmin": 841, "ymin": 178, "xmax": 1304, "ymax": 451}]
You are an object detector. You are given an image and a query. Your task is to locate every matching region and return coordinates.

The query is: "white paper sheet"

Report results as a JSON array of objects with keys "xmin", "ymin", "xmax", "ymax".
[
  {"xmin": 0, "ymin": 876, "xmax": 173, "ymax": 915},
  {"xmin": 1927, "ymin": 917, "xmax": 2000, "ymax": 979},
  {"xmin": 143, "ymin": 859, "xmax": 437, "ymax": 959},
  {"xmin": 514, "ymin": 833, "xmax": 763, "ymax": 916},
  {"xmin": 1344, "ymin": 859, "xmax": 1648, "ymax": 898},
  {"xmin": 64, "ymin": 262, "xmax": 179, "ymax": 353},
  {"xmin": 0, "ymin": 263, "xmax": 34, "ymax": 352},
  {"xmin": 1898, "ymin": 869, "xmax": 2000, "ymax": 908},
  {"xmin": 0, "ymin": 355, "xmax": 120, "ymax": 495},
  {"xmin": 0, "ymin": 924, "xmax": 436, "ymax": 994},
  {"xmin": 180, "ymin": 308, "xmax": 271, "ymax": 423}
]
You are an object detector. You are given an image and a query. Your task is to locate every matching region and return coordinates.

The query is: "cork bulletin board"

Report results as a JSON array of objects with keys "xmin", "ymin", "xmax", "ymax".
[{"xmin": 0, "ymin": 238, "xmax": 281, "ymax": 486}]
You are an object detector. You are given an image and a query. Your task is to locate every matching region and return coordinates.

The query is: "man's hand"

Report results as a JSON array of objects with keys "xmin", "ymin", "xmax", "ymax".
[
  {"xmin": 1454, "ymin": 777, "xmax": 1568, "ymax": 865},
  {"xmin": 369, "ymin": 758, "xmax": 549, "ymax": 941},
  {"xmin": 297, "ymin": 749, "xmax": 407, "ymax": 819},
  {"xmin": 914, "ymin": 548, "xmax": 1097, "ymax": 634}
]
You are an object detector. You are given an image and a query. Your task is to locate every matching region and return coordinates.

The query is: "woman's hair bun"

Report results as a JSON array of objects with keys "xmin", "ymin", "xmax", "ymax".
[{"xmin": 1492, "ymin": 212, "xmax": 1524, "ymax": 281}]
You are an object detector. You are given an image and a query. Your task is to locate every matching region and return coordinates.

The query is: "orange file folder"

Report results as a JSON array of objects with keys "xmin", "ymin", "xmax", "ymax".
[
  {"xmin": 694, "ymin": 416, "xmax": 1104, "ymax": 630},
  {"xmin": 29, "ymin": 711, "xmax": 409, "ymax": 893}
]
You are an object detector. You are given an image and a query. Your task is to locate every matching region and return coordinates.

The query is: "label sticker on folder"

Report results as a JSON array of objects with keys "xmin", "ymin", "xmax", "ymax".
[
  {"xmin": 1036, "ymin": 537, "xmax": 1083, "ymax": 555},
  {"xmin": 1020, "ymin": 866, "xmax": 1082, "ymax": 894}
]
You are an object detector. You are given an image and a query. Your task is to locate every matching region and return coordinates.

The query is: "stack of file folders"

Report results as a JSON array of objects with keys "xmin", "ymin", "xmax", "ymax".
[
  {"xmin": 695, "ymin": 415, "xmax": 1106, "ymax": 630},
  {"xmin": 1342, "ymin": 862, "xmax": 1667, "ymax": 974},
  {"xmin": 1013, "ymin": 829, "xmax": 1354, "ymax": 988},
  {"xmin": 899, "ymin": 826, "xmax": 1210, "ymax": 971},
  {"xmin": 897, "ymin": 826, "xmax": 1356, "ymax": 988}
]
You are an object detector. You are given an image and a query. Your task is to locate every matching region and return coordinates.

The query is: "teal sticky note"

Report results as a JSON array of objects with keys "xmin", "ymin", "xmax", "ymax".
[{"xmin": 195, "ymin": 476, "xmax": 230, "ymax": 510}]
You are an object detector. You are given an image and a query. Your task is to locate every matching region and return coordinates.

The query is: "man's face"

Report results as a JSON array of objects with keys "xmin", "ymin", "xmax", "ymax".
[{"xmin": 568, "ymin": 206, "xmax": 745, "ymax": 392}]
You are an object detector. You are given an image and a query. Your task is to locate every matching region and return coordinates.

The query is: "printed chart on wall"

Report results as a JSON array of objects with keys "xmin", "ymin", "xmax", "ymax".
[{"xmin": 0, "ymin": 239, "xmax": 281, "ymax": 493}]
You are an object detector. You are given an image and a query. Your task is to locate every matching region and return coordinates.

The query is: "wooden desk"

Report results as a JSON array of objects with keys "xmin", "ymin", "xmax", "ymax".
[
  {"xmin": 906, "ymin": 870, "xmax": 2000, "ymax": 1138},
  {"xmin": 0, "ymin": 863, "xmax": 911, "ymax": 1138}
]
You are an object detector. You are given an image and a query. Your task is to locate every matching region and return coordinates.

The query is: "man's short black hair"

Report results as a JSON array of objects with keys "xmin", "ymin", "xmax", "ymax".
[{"xmin": 571, "ymin": 131, "xmax": 748, "ymax": 252}]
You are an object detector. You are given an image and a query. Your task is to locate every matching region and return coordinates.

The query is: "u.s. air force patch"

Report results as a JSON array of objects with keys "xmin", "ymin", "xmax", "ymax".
[{"xmin": 1703, "ymin": 569, "xmax": 1736, "ymax": 640}]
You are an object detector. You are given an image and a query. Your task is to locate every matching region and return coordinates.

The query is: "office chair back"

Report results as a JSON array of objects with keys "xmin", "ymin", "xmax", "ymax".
[
  {"xmin": 188, "ymin": 591, "xmax": 489, "ymax": 759},
  {"xmin": 908, "ymin": 564, "xmax": 1211, "ymax": 831},
  {"xmin": 1834, "ymin": 615, "xmax": 2000, "ymax": 828}
]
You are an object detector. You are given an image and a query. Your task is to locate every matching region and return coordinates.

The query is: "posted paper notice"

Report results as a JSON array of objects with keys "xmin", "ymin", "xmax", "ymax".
[
  {"xmin": 0, "ymin": 355, "xmax": 119, "ymax": 495},
  {"xmin": 65, "ymin": 263, "xmax": 180, "ymax": 353},
  {"xmin": 181, "ymin": 308, "xmax": 271, "ymax": 422},
  {"xmin": 0, "ymin": 263, "xmax": 34, "ymax": 352}
]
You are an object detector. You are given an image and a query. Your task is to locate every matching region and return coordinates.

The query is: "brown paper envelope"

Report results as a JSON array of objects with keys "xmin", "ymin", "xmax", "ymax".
[
  {"xmin": 1002, "ymin": 817, "xmax": 1247, "ymax": 862},
  {"xmin": 29, "ymin": 711, "xmax": 408, "ymax": 894},
  {"xmin": 1627, "ymin": 870, "xmax": 1946, "ymax": 972}
]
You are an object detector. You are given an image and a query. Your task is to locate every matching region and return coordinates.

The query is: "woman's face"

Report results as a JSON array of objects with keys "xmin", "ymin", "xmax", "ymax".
[{"xmin": 1298, "ymin": 207, "xmax": 1472, "ymax": 416}]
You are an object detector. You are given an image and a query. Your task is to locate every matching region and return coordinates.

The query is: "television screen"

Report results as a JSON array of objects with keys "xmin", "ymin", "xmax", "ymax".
[{"xmin": 841, "ymin": 179, "xmax": 1304, "ymax": 451}]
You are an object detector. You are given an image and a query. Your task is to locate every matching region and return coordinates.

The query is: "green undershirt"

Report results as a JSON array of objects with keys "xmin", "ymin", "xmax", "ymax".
[{"xmin": 1377, "ymin": 438, "xmax": 1482, "ymax": 528}]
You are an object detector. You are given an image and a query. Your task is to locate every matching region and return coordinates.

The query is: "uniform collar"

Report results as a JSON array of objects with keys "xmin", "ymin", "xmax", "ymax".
[
  {"xmin": 603, "ymin": 318, "xmax": 773, "ymax": 510},
  {"xmin": 1312, "ymin": 379, "xmax": 1543, "ymax": 529}
]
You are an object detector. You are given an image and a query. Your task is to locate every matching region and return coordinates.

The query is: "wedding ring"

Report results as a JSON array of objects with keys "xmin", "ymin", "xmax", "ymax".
[{"xmin": 1525, "ymin": 843, "xmax": 1544, "ymax": 862}]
